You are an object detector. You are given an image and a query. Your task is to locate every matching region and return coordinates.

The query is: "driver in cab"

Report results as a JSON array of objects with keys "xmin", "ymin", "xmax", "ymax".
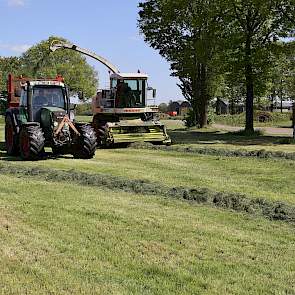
[{"xmin": 33, "ymin": 89, "xmax": 48, "ymax": 106}]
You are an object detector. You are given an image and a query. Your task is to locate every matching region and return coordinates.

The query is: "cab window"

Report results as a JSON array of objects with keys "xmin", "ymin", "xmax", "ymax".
[{"xmin": 20, "ymin": 89, "xmax": 27, "ymax": 107}]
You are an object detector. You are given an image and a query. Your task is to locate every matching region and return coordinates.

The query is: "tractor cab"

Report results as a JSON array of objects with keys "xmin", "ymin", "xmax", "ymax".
[
  {"xmin": 92, "ymin": 73, "xmax": 157, "ymax": 116},
  {"xmin": 18, "ymin": 80, "xmax": 69, "ymax": 123},
  {"xmin": 110, "ymin": 73, "xmax": 148, "ymax": 108}
]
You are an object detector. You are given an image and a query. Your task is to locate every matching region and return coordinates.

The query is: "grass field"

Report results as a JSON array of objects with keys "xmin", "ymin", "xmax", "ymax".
[
  {"xmin": 1, "ymin": 175, "xmax": 295, "ymax": 294},
  {"xmin": 0, "ymin": 116, "xmax": 295, "ymax": 294}
]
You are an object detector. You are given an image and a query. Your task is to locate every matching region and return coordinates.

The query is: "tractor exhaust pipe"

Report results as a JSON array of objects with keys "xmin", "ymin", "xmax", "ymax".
[{"xmin": 27, "ymin": 82, "xmax": 34, "ymax": 122}]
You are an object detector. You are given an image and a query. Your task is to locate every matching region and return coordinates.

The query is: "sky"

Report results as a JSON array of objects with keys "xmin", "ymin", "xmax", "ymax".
[{"xmin": 0, "ymin": 0, "xmax": 183, "ymax": 103}]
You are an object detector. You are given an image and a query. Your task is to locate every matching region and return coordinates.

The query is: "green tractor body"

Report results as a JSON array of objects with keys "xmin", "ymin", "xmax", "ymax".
[{"xmin": 5, "ymin": 74, "xmax": 97, "ymax": 160}]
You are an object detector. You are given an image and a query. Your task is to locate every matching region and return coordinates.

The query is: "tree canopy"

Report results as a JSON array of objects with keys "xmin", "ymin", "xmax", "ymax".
[
  {"xmin": 139, "ymin": 0, "xmax": 294, "ymax": 131},
  {"xmin": 0, "ymin": 36, "xmax": 98, "ymax": 98},
  {"xmin": 139, "ymin": 0, "xmax": 226, "ymax": 127}
]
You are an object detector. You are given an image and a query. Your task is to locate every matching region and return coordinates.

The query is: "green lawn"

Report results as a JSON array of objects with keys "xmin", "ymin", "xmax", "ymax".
[
  {"xmin": 1, "ymin": 116, "xmax": 295, "ymax": 294},
  {"xmin": 7, "ymin": 148, "xmax": 294, "ymax": 205},
  {"xmin": 0, "ymin": 175, "xmax": 294, "ymax": 295}
]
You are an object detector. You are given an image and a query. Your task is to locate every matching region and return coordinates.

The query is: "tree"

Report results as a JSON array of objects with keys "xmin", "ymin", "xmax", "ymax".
[
  {"xmin": 0, "ymin": 56, "xmax": 21, "ymax": 92},
  {"xmin": 139, "ymin": 0, "xmax": 294, "ymax": 132},
  {"xmin": 20, "ymin": 36, "xmax": 98, "ymax": 98},
  {"xmin": 139, "ymin": 0, "xmax": 226, "ymax": 128},
  {"xmin": 158, "ymin": 102, "xmax": 168, "ymax": 113},
  {"xmin": 0, "ymin": 37, "xmax": 98, "ymax": 99},
  {"xmin": 225, "ymin": 0, "xmax": 294, "ymax": 132}
]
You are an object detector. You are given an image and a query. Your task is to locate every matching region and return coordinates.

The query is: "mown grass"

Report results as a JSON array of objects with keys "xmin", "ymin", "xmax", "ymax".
[
  {"xmin": 1, "ymin": 116, "xmax": 295, "ymax": 294},
  {"xmin": 1, "ymin": 163, "xmax": 294, "ymax": 223},
  {"xmin": 4, "ymin": 148, "xmax": 294, "ymax": 206},
  {"xmin": 0, "ymin": 174, "xmax": 295, "ymax": 294},
  {"xmin": 0, "ymin": 117, "xmax": 294, "ymax": 205}
]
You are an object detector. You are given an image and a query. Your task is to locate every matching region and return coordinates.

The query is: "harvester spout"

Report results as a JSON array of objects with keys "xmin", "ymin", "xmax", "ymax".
[{"xmin": 50, "ymin": 40, "xmax": 120, "ymax": 74}]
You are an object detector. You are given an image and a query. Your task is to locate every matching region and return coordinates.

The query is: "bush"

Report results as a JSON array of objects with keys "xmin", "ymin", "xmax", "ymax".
[
  {"xmin": 76, "ymin": 103, "xmax": 92, "ymax": 116},
  {"xmin": 0, "ymin": 92, "xmax": 8, "ymax": 115},
  {"xmin": 183, "ymin": 109, "xmax": 196, "ymax": 127},
  {"xmin": 184, "ymin": 108, "xmax": 215, "ymax": 127},
  {"xmin": 213, "ymin": 111, "xmax": 292, "ymax": 126}
]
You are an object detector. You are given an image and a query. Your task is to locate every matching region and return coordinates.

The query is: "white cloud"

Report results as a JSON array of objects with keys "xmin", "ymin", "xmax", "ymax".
[
  {"xmin": 0, "ymin": 43, "xmax": 31, "ymax": 54},
  {"xmin": 7, "ymin": 0, "xmax": 25, "ymax": 7}
]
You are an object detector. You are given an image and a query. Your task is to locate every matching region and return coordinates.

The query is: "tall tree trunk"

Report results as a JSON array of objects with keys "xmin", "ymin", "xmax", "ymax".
[
  {"xmin": 280, "ymin": 79, "xmax": 283, "ymax": 113},
  {"xmin": 191, "ymin": 72, "xmax": 199, "ymax": 126},
  {"xmin": 198, "ymin": 102, "xmax": 208, "ymax": 128},
  {"xmin": 245, "ymin": 34, "xmax": 254, "ymax": 133},
  {"xmin": 198, "ymin": 63, "xmax": 209, "ymax": 128}
]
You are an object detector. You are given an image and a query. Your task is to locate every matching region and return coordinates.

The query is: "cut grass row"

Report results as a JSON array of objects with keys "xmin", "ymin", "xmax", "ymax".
[
  {"xmin": 1, "ymin": 163, "xmax": 294, "ymax": 223},
  {"xmin": 131, "ymin": 142, "xmax": 295, "ymax": 161},
  {"xmin": 0, "ymin": 174, "xmax": 294, "ymax": 294},
  {"xmin": 11, "ymin": 148, "xmax": 295, "ymax": 205}
]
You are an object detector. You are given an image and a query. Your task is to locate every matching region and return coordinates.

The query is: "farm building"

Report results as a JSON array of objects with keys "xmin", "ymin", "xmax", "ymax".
[
  {"xmin": 215, "ymin": 98, "xmax": 245, "ymax": 115},
  {"xmin": 168, "ymin": 100, "xmax": 191, "ymax": 116}
]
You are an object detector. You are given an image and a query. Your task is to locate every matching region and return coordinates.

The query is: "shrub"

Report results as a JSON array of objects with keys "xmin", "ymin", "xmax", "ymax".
[{"xmin": 76, "ymin": 103, "xmax": 92, "ymax": 115}]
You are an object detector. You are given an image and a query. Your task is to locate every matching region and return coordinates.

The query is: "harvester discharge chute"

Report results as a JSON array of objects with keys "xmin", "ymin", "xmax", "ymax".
[{"xmin": 50, "ymin": 40, "xmax": 171, "ymax": 147}]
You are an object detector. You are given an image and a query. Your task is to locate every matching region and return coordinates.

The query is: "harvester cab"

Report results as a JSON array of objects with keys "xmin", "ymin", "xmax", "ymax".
[
  {"xmin": 5, "ymin": 74, "xmax": 97, "ymax": 160},
  {"xmin": 50, "ymin": 41, "xmax": 171, "ymax": 146}
]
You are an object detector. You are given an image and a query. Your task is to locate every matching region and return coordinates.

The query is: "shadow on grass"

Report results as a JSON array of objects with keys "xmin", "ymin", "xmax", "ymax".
[
  {"xmin": 0, "ymin": 141, "xmax": 74, "ymax": 161},
  {"xmin": 168, "ymin": 129, "xmax": 292, "ymax": 147}
]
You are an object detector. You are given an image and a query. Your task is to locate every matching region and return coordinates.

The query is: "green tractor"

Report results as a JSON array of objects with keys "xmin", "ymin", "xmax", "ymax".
[{"xmin": 5, "ymin": 74, "xmax": 97, "ymax": 160}]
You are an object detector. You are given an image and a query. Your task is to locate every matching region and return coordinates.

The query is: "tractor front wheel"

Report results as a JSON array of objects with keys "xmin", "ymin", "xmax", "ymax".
[
  {"xmin": 72, "ymin": 125, "xmax": 97, "ymax": 159},
  {"xmin": 19, "ymin": 125, "xmax": 45, "ymax": 160},
  {"xmin": 5, "ymin": 115, "xmax": 18, "ymax": 156}
]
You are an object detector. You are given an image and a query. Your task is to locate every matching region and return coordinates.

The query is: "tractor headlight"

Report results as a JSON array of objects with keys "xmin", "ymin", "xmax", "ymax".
[{"xmin": 53, "ymin": 121, "xmax": 59, "ymax": 127}]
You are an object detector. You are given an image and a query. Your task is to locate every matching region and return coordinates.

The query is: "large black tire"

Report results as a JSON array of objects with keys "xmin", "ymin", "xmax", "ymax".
[
  {"xmin": 72, "ymin": 125, "xmax": 97, "ymax": 159},
  {"xmin": 19, "ymin": 125, "xmax": 45, "ymax": 160},
  {"xmin": 93, "ymin": 118, "xmax": 108, "ymax": 147},
  {"xmin": 5, "ymin": 115, "xmax": 19, "ymax": 156}
]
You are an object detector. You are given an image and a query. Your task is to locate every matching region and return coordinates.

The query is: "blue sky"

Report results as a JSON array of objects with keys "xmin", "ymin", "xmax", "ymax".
[{"xmin": 0, "ymin": 0, "xmax": 183, "ymax": 102}]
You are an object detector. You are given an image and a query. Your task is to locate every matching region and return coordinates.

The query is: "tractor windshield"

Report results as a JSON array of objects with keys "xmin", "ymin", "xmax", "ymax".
[
  {"xmin": 32, "ymin": 86, "xmax": 66, "ymax": 109},
  {"xmin": 112, "ymin": 79, "xmax": 146, "ymax": 108}
]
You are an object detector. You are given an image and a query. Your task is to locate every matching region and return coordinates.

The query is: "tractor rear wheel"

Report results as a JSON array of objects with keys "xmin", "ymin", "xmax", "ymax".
[
  {"xmin": 5, "ymin": 115, "xmax": 18, "ymax": 156},
  {"xmin": 93, "ymin": 118, "xmax": 109, "ymax": 147},
  {"xmin": 72, "ymin": 125, "xmax": 97, "ymax": 159},
  {"xmin": 19, "ymin": 125, "xmax": 45, "ymax": 160}
]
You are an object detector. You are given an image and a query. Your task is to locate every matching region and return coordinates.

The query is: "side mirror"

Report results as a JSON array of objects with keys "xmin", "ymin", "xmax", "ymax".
[
  {"xmin": 152, "ymin": 89, "xmax": 157, "ymax": 98},
  {"xmin": 78, "ymin": 91, "xmax": 84, "ymax": 100},
  {"xmin": 14, "ymin": 88, "xmax": 21, "ymax": 97}
]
